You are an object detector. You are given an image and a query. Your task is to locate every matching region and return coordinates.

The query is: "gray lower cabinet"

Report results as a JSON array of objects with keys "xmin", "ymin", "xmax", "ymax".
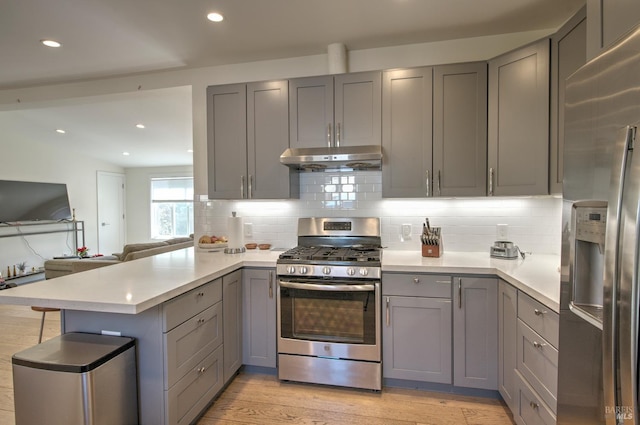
[
  {"xmin": 488, "ymin": 38, "xmax": 550, "ymax": 196},
  {"xmin": 382, "ymin": 273, "xmax": 452, "ymax": 384},
  {"xmin": 223, "ymin": 269, "xmax": 242, "ymax": 383},
  {"xmin": 498, "ymin": 280, "xmax": 518, "ymax": 412},
  {"xmin": 242, "ymin": 268, "xmax": 277, "ymax": 368},
  {"xmin": 452, "ymin": 276, "xmax": 498, "ymax": 390},
  {"xmin": 550, "ymin": 7, "xmax": 586, "ymax": 194},
  {"xmin": 289, "ymin": 71, "xmax": 381, "ymax": 149},
  {"xmin": 207, "ymin": 80, "xmax": 295, "ymax": 199}
]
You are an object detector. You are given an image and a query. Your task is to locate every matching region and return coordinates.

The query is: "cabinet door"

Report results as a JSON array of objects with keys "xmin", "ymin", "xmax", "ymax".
[
  {"xmin": 207, "ymin": 84, "xmax": 247, "ymax": 199},
  {"xmin": 498, "ymin": 280, "xmax": 518, "ymax": 412},
  {"xmin": 382, "ymin": 67, "xmax": 433, "ymax": 198},
  {"xmin": 242, "ymin": 268, "xmax": 277, "ymax": 368},
  {"xmin": 488, "ymin": 39, "xmax": 550, "ymax": 196},
  {"xmin": 334, "ymin": 71, "xmax": 381, "ymax": 147},
  {"xmin": 453, "ymin": 277, "xmax": 498, "ymax": 390},
  {"xmin": 587, "ymin": 0, "xmax": 640, "ymax": 60},
  {"xmin": 289, "ymin": 76, "xmax": 334, "ymax": 149},
  {"xmin": 383, "ymin": 295, "xmax": 452, "ymax": 383},
  {"xmin": 433, "ymin": 62, "xmax": 487, "ymax": 197},
  {"xmin": 550, "ymin": 8, "xmax": 586, "ymax": 194},
  {"xmin": 222, "ymin": 269, "xmax": 242, "ymax": 383},
  {"xmin": 247, "ymin": 81, "xmax": 296, "ymax": 199}
]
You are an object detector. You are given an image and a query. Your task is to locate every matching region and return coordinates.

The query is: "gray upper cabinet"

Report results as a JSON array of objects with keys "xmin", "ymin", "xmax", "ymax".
[
  {"xmin": 242, "ymin": 268, "xmax": 277, "ymax": 369},
  {"xmin": 289, "ymin": 71, "xmax": 381, "ymax": 149},
  {"xmin": 433, "ymin": 62, "xmax": 487, "ymax": 197},
  {"xmin": 207, "ymin": 80, "xmax": 296, "ymax": 199},
  {"xmin": 550, "ymin": 7, "xmax": 586, "ymax": 194},
  {"xmin": 207, "ymin": 84, "xmax": 247, "ymax": 199},
  {"xmin": 222, "ymin": 269, "xmax": 242, "ymax": 383},
  {"xmin": 452, "ymin": 276, "xmax": 498, "ymax": 390},
  {"xmin": 587, "ymin": 0, "xmax": 640, "ymax": 60},
  {"xmin": 498, "ymin": 280, "xmax": 518, "ymax": 412},
  {"xmin": 488, "ymin": 39, "xmax": 550, "ymax": 196},
  {"xmin": 382, "ymin": 67, "xmax": 434, "ymax": 198}
]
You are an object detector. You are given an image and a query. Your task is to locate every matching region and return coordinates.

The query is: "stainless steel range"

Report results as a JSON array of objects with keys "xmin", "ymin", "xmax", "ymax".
[{"xmin": 276, "ymin": 217, "xmax": 382, "ymax": 390}]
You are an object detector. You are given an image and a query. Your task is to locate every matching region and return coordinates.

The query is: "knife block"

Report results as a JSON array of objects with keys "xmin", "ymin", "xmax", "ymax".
[{"xmin": 421, "ymin": 243, "xmax": 441, "ymax": 258}]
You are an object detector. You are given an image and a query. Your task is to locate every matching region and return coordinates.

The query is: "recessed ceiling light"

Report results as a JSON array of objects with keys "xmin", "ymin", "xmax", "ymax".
[
  {"xmin": 122, "ymin": 152, "xmax": 130, "ymax": 156},
  {"xmin": 207, "ymin": 12, "xmax": 224, "ymax": 22},
  {"xmin": 41, "ymin": 39, "xmax": 62, "ymax": 48},
  {"xmin": 55, "ymin": 129, "xmax": 66, "ymax": 134},
  {"xmin": 135, "ymin": 123, "xmax": 145, "ymax": 129}
]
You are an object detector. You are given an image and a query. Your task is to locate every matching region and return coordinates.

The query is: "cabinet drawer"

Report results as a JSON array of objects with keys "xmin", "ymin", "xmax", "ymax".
[
  {"xmin": 514, "ymin": 370, "xmax": 556, "ymax": 425},
  {"xmin": 164, "ymin": 302, "xmax": 223, "ymax": 389},
  {"xmin": 163, "ymin": 278, "xmax": 222, "ymax": 332},
  {"xmin": 516, "ymin": 320, "xmax": 558, "ymax": 413},
  {"xmin": 382, "ymin": 273, "xmax": 451, "ymax": 298},
  {"xmin": 166, "ymin": 344, "xmax": 223, "ymax": 425},
  {"xmin": 517, "ymin": 292, "xmax": 558, "ymax": 348}
]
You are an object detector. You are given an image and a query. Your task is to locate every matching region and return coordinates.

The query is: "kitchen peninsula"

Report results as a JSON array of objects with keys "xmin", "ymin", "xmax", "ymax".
[{"xmin": 0, "ymin": 247, "xmax": 561, "ymax": 424}]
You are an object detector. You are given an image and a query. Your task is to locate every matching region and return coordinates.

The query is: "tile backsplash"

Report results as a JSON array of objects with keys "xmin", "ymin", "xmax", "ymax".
[{"xmin": 196, "ymin": 170, "xmax": 561, "ymax": 255}]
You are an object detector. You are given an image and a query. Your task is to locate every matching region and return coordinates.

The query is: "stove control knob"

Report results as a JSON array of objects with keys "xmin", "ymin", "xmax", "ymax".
[
  {"xmin": 359, "ymin": 268, "xmax": 369, "ymax": 277},
  {"xmin": 300, "ymin": 266, "xmax": 308, "ymax": 274},
  {"xmin": 287, "ymin": 266, "xmax": 296, "ymax": 274},
  {"xmin": 346, "ymin": 267, "xmax": 356, "ymax": 276},
  {"xmin": 322, "ymin": 267, "xmax": 331, "ymax": 275}
]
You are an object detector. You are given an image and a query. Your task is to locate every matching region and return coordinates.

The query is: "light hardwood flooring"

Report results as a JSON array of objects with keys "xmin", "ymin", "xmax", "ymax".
[{"xmin": 0, "ymin": 304, "xmax": 514, "ymax": 425}]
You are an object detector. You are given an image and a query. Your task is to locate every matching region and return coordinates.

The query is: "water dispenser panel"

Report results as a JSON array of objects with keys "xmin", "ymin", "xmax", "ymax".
[{"xmin": 575, "ymin": 206, "xmax": 606, "ymax": 245}]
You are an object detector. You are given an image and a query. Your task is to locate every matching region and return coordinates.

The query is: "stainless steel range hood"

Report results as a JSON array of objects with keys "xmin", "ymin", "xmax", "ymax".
[{"xmin": 280, "ymin": 145, "xmax": 382, "ymax": 171}]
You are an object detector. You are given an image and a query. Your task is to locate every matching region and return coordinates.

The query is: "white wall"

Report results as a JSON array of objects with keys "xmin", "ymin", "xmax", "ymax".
[
  {"xmin": 0, "ymin": 133, "xmax": 122, "ymax": 272},
  {"xmin": 125, "ymin": 165, "xmax": 194, "ymax": 243}
]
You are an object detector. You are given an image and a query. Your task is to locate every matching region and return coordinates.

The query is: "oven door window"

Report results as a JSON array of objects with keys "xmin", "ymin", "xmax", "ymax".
[{"xmin": 280, "ymin": 283, "xmax": 377, "ymax": 345}]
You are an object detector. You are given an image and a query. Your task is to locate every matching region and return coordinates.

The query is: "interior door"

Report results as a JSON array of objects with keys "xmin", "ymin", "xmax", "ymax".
[{"xmin": 97, "ymin": 171, "xmax": 125, "ymax": 255}]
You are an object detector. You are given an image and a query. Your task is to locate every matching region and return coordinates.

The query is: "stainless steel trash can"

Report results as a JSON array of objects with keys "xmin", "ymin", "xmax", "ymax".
[{"xmin": 12, "ymin": 332, "xmax": 138, "ymax": 425}]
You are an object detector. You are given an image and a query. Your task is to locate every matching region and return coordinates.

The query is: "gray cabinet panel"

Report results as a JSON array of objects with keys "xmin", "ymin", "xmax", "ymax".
[
  {"xmin": 498, "ymin": 280, "xmax": 518, "ymax": 412},
  {"xmin": 550, "ymin": 8, "xmax": 586, "ymax": 194},
  {"xmin": 383, "ymin": 295, "xmax": 452, "ymax": 384},
  {"xmin": 334, "ymin": 71, "xmax": 382, "ymax": 146},
  {"xmin": 453, "ymin": 276, "xmax": 498, "ymax": 390},
  {"xmin": 518, "ymin": 292, "xmax": 559, "ymax": 348},
  {"xmin": 247, "ymin": 80, "xmax": 296, "ymax": 199},
  {"xmin": 207, "ymin": 84, "xmax": 247, "ymax": 199},
  {"xmin": 223, "ymin": 269, "xmax": 242, "ymax": 383},
  {"xmin": 514, "ymin": 370, "xmax": 556, "ymax": 425},
  {"xmin": 433, "ymin": 62, "xmax": 487, "ymax": 197},
  {"xmin": 162, "ymin": 278, "xmax": 222, "ymax": 332},
  {"xmin": 382, "ymin": 67, "xmax": 433, "ymax": 197},
  {"xmin": 587, "ymin": 0, "xmax": 640, "ymax": 60},
  {"xmin": 488, "ymin": 39, "xmax": 550, "ymax": 196},
  {"xmin": 289, "ymin": 76, "xmax": 334, "ymax": 149},
  {"xmin": 242, "ymin": 268, "xmax": 277, "ymax": 368}
]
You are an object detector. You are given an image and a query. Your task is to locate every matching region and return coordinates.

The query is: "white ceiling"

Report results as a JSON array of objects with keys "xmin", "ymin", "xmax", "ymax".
[{"xmin": 0, "ymin": 0, "xmax": 585, "ymax": 167}]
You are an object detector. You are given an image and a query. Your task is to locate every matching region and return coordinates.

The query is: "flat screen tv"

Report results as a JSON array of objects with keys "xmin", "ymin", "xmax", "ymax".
[{"xmin": 0, "ymin": 180, "xmax": 72, "ymax": 223}]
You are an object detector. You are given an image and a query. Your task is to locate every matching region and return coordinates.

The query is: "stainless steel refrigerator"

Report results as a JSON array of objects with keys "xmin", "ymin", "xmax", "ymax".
[{"xmin": 558, "ymin": 24, "xmax": 640, "ymax": 425}]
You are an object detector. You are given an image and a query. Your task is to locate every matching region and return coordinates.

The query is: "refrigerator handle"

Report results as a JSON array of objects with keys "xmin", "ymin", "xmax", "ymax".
[{"xmin": 603, "ymin": 125, "xmax": 635, "ymax": 425}]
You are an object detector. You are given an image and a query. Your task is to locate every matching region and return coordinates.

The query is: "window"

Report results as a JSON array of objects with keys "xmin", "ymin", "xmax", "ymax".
[{"xmin": 150, "ymin": 177, "xmax": 194, "ymax": 239}]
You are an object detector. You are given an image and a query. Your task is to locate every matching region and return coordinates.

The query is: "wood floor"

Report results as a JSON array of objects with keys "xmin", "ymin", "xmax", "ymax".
[{"xmin": 0, "ymin": 304, "xmax": 515, "ymax": 425}]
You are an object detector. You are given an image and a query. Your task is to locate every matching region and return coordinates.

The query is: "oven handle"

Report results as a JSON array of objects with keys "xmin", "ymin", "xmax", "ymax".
[{"xmin": 278, "ymin": 280, "xmax": 377, "ymax": 292}]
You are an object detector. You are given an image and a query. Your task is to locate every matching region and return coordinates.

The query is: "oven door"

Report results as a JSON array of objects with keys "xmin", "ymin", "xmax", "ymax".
[{"xmin": 277, "ymin": 278, "xmax": 380, "ymax": 362}]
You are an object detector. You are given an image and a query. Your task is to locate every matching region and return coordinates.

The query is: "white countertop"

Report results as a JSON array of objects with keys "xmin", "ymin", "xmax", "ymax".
[{"xmin": 0, "ymin": 248, "xmax": 561, "ymax": 314}]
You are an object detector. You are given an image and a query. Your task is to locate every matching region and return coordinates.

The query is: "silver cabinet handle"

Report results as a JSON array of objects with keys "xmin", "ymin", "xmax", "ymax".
[
  {"xmin": 197, "ymin": 317, "xmax": 205, "ymax": 325},
  {"xmin": 533, "ymin": 341, "xmax": 546, "ymax": 349},
  {"xmin": 489, "ymin": 167, "xmax": 494, "ymax": 196},
  {"xmin": 198, "ymin": 366, "xmax": 206, "ymax": 374},
  {"xmin": 534, "ymin": 308, "xmax": 546, "ymax": 316},
  {"xmin": 426, "ymin": 170, "xmax": 430, "ymax": 197},
  {"xmin": 386, "ymin": 297, "xmax": 390, "ymax": 327},
  {"xmin": 437, "ymin": 170, "xmax": 441, "ymax": 196},
  {"xmin": 268, "ymin": 270, "xmax": 273, "ymax": 299},
  {"xmin": 248, "ymin": 175, "xmax": 253, "ymax": 199},
  {"xmin": 240, "ymin": 175, "xmax": 245, "ymax": 199},
  {"xmin": 327, "ymin": 123, "xmax": 332, "ymax": 147},
  {"xmin": 197, "ymin": 292, "xmax": 205, "ymax": 297},
  {"xmin": 336, "ymin": 122, "xmax": 341, "ymax": 147},
  {"xmin": 458, "ymin": 278, "xmax": 462, "ymax": 309},
  {"xmin": 529, "ymin": 401, "xmax": 539, "ymax": 409},
  {"xmin": 413, "ymin": 277, "xmax": 420, "ymax": 284}
]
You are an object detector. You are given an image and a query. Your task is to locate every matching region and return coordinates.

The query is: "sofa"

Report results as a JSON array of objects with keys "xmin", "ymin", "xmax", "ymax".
[{"xmin": 44, "ymin": 237, "xmax": 193, "ymax": 279}]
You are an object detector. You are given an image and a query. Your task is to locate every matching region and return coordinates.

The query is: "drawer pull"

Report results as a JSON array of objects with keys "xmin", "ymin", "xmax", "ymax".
[
  {"xmin": 386, "ymin": 297, "xmax": 390, "ymax": 327},
  {"xmin": 413, "ymin": 278, "xmax": 420, "ymax": 284},
  {"xmin": 198, "ymin": 366, "xmax": 206, "ymax": 374},
  {"xmin": 529, "ymin": 401, "xmax": 539, "ymax": 409},
  {"xmin": 534, "ymin": 308, "xmax": 546, "ymax": 316},
  {"xmin": 532, "ymin": 341, "xmax": 546, "ymax": 349},
  {"xmin": 435, "ymin": 280, "xmax": 450, "ymax": 284},
  {"xmin": 197, "ymin": 292, "xmax": 205, "ymax": 297},
  {"xmin": 197, "ymin": 318, "xmax": 206, "ymax": 325}
]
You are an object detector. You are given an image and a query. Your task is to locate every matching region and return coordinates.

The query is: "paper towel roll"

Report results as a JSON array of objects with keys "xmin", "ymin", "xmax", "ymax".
[{"xmin": 227, "ymin": 214, "xmax": 244, "ymax": 249}]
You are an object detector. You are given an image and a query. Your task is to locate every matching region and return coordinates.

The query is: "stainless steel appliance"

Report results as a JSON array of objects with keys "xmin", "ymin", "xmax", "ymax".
[
  {"xmin": 276, "ymin": 217, "xmax": 382, "ymax": 390},
  {"xmin": 489, "ymin": 240, "xmax": 523, "ymax": 259},
  {"xmin": 558, "ymin": 24, "xmax": 640, "ymax": 425}
]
